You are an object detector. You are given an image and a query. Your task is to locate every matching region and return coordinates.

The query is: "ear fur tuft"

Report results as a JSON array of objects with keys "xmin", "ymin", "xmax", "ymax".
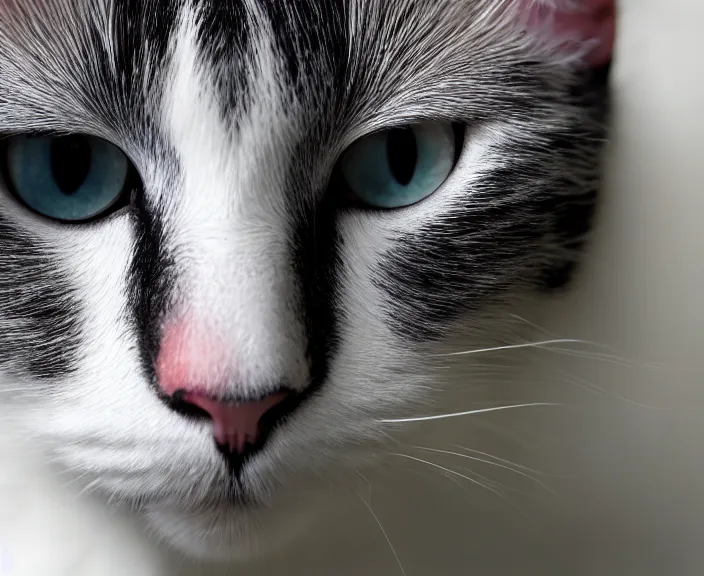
[{"xmin": 518, "ymin": 0, "xmax": 616, "ymax": 66}]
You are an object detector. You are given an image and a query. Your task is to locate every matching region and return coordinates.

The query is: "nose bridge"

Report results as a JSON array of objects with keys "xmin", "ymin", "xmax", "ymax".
[
  {"xmin": 162, "ymin": 202, "xmax": 308, "ymax": 394},
  {"xmin": 163, "ymin": 81, "xmax": 306, "ymax": 392},
  {"xmin": 155, "ymin": 122, "xmax": 308, "ymax": 399}
]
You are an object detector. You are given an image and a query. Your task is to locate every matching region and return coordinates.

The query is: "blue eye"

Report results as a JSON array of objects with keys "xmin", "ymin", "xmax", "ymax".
[
  {"xmin": 1, "ymin": 134, "xmax": 133, "ymax": 222},
  {"xmin": 339, "ymin": 123, "xmax": 460, "ymax": 209}
]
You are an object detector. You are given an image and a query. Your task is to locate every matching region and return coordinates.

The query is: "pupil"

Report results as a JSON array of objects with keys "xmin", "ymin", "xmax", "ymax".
[
  {"xmin": 50, "ymin": 136, "xmax": 92, "ymax": 195},
  {"xmin": 386, "ymin": 128, "xmax": 417, "ymax": 186}
]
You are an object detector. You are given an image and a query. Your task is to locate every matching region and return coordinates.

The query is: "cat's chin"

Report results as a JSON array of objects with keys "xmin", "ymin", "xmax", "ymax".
[{"xmin": 143, "ymin": 500, "xmax": 315, "ymax": 562}]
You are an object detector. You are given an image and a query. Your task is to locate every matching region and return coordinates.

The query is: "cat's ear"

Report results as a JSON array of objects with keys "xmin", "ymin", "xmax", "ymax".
[{"xmin": 518, "ymin": 0, "xmax": 616, "ymax": 67}]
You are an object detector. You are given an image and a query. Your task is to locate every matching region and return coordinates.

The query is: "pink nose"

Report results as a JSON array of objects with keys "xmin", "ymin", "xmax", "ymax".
[
  {"xmin": 155, "ymin": 319, "xmax": 288, "ymax": 454},
  {"xmin": 180, "ymin": 391, "xmax": 288, "ymax": 454}
]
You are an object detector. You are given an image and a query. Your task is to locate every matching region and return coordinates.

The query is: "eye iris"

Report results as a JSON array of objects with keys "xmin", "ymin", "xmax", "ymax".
[
  {"xmin": 386, "ymin": 128, "xmax": 417, "ymax": 186},
  {"xmin": 50, "ymin": 136, "xmax": 92, "ymax": 195},
  {"xmin": 338, "ymin": 122, "xmax": 459, "ymax": 210},
  {"xmin": 2, "ymin": 134, "xmax": 134, "ymax": 222}
]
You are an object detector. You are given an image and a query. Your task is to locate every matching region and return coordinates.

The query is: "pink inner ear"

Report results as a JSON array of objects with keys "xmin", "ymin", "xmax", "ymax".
[{"xmin": 521, "ymin": 0, "xmax": 616, "ymax": 67}]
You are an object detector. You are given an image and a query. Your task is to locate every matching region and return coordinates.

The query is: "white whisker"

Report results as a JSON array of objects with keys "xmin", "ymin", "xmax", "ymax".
[
  {"xmin": 561, "ymin": 373, "xmax": 666, "ymax": 409},
  {"xmin": 451, "ymin": 445, "xmax": 552, "ymax": 476},
  {"xmin": 412, "ymin": 446, "xmax": 560, "ymax": 497},
  {"xmin": 356, "ymin": 471, "xmax": 373, "ymax": 504},
  {"xmin": 507, "ymin": 316, "xmax": 691, "ymax": 372},
  {"xmin": 539, "ymin": 346, "xmax": 655, "ymax": 369},
  {"xmin": 434, "ymin": 339, "xmax": 586, "ymax": 358},
  {"xmin": 381, "ymin": 402, "xmax": 567, "ymax": 424},
  {"xmin": 507, "ymin": 314, "xmax": 556, "ymax": 335},
  {"xmin": 74, "ymin": 477, "xmax": 102, "ymax": 500},
  {"xmin": 59, "ymin": 470, "xmax": 92, "ymax": 491},
  {"xmin": 389, "ymin": 452, "xmax": 539, "ymax": 526},
  {"xmin": 507, "ymin": 315, "xmax": 636, "ymax": 359},
  {"xmin": 389, "ymin": 452, "xmax": 508, "ymax": 502},
  {"xmin": 357, "ymin": 493, "xmax": 407, "ymax": 576},
  {"xmin": 452, "ymin": 465, "xmax": 542, "ymax": 498}
]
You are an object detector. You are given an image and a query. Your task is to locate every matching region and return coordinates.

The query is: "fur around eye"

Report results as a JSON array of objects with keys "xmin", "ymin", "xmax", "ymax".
[{"xmin": 0, "ymin": 134, "xmax": 135, "ymax": 222}]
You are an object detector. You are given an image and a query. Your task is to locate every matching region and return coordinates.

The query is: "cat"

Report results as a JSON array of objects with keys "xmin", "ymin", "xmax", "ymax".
[{"xmin": 0, "ymin": 0, "xmax": 613, "ymax": 567}]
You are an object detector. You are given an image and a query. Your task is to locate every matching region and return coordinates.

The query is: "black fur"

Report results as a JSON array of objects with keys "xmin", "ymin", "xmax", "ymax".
[
  {"xmin": 375, "ymin": 63, "xmax": 611, "ymax": 341},
  {"xmin": 128, "ymin": 183, "xmax": 177, "ymax": 397},
  {"xmin": 193, "ymin": 0, "xmax": 252, "ymax": 121},
  {"xmin": 0, "ymin": 216, "xmax": 82, "ymax": 379}
]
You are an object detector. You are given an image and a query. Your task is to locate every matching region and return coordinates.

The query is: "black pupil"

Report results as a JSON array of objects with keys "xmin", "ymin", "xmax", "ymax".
[
  {"xmin": 386, "ymin": 128, "xmax": 417, "ymax": 186},
  {"xmin": 50, "ymin": 136, "xmax": 92, "ymax": 195}
]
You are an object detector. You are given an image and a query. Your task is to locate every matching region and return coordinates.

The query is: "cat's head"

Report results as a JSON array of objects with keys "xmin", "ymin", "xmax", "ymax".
[{"xmin": 0, "ymin": 0, "xmax": 612, "ymax": 561}]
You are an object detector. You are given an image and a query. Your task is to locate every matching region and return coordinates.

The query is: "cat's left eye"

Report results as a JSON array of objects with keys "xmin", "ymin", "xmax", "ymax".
[
  {"xmin": 0, "ymin": 134, "xmax": 137, "ymax": 222},
  {"xmin": 337, "ymin": 122, "xmax": 463, "ymax": 209}
]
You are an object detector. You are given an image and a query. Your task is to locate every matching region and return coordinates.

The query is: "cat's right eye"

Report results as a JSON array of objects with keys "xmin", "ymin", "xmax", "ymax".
[
  {"xmin": 337, "ymin": 122, "xmax": 463, "ymax": 209},
  {"xmin": 0, "ymin": 134, "xmax": 138, "ymax": 223}
]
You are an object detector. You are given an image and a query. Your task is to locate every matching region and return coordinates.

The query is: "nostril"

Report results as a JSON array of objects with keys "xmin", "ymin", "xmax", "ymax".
[
  {"xmin": 167, "ymin": 389, "xmax": 213, "ymax": 420},
  {"xmin": 175, "ymin": 391, "xmax": 289, "ymax": 455}
]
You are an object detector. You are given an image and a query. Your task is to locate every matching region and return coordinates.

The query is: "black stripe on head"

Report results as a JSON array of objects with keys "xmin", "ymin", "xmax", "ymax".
[
  {"xmin": 375, "ymin": 64, "xmax": 611, "ymax": 343},
  {"xmin": 292, "ymin": 187, "xmax": 343, "ymax": 402},
  {"xmin": 193, "ymin": 0, "xmax": 348, "ymax": 124},
  {"xmin": 58, "ymin": 0, "xmax": 181, "ymax": 140},
  {"xmin": 0, "ymin": 0, "xmax": 179, "ymax": 139},
  {"xmin": 191, "ymin": 0, "xmax": 251, "ymax": 120},
  {"xmin": 257, "ymin": 0, "xmax": 348, "ymax": 95},
  {"xmin": 0, "ymin": 217, "xmax": 82, "ymax": 379},
  {"xmin": 128, "ymin": 189, "xmax": 176, "ymax": 390}
]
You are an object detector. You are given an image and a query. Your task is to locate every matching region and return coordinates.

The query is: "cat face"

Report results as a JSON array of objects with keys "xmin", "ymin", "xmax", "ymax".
[{"xmin": 0, "ymin": 0, "xmax": 611, "ymax": 561}]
